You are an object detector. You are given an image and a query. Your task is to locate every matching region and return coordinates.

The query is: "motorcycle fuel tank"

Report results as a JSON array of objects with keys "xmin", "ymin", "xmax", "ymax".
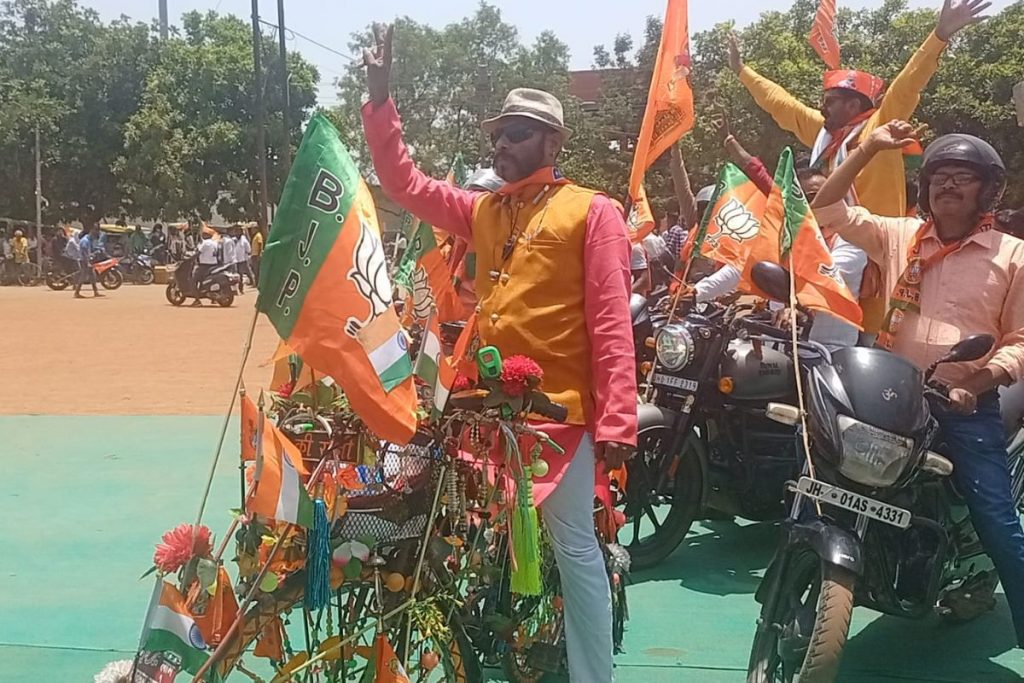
[{"xmin": 720, "ymin": 340, "xmax": 795, "ymax": 401}]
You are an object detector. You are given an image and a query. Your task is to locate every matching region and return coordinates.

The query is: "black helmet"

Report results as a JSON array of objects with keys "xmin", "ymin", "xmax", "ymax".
[{"xmin": 918, "ymin": 133, "xmax": 1006, "ymax": 214}]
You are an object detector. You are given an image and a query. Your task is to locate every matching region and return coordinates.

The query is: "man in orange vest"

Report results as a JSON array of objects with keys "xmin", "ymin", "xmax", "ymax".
[{"xmin": 362, "ymin": 25, "xmax": 636, "ymax": 682}]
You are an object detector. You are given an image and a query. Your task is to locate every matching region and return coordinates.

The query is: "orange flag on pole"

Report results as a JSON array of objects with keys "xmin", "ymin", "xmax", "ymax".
[
  {"xmin": 627, "ymin": 0, "xmax": 695, "ymax": 242},
  {"xmin": 809, "ymin": 0, "xmax": 841, "ymax": 69}
]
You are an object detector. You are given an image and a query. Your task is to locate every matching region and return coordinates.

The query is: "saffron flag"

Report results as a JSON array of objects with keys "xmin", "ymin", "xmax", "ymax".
[
  {"xmin": 140, "ymin": 581, "xmax": 212, "ymax": 677},
  {"xmin": 741, "ymin": 148, "xmax": 862, "ymax": 327},
  {"xmin": 414, "ymin": 313, "xmax": 458, "ymax": 419},
  {"xmin": 627, "ymin": 0, "xmax": 695, "ymax": 238},
  {"xmin": 809, "ymin": 0, "xmax": 841, "ymax": 69},
  {"xmin": 190, "ymin": 567, "xmax": 240, "ymax": 648},
  {"xmin": 257, "ymin": 114, "xmax": 417, "ymax": 444},
  {"xmin": 626, "ymin": 185, "xmax": 657, "ymax": 245},
  {"xmin": 359, "ymin": 634, "xmax": 410, "ymax": 683},
  {"xmin": 695, "ymin": 163, "xmax": 768, "ymax": 271}
]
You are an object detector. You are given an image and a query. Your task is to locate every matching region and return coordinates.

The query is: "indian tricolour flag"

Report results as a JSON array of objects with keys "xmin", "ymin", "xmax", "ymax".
[
  {"xmin": 257, "ymin": 114, "xmax": 417, "ymax": 444},
  {"xmin": 414, "ymin": 313, "xmax": 456, "ymax": 419},
  {"xmin": 139, "ymin": 581, "xmax": 212, "ymax": 677},
  {"xmin": 247, "ymin": 423, "xmax": 314, "ymax": 528}
]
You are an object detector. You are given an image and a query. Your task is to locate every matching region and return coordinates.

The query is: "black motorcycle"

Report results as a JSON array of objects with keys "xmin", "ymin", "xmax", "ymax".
[
  {"xmin": 622, "ymin": 291, "xmax": 823, "ymax": 569},
  {"xmin": 165, "ymin": 254, "xmax": 238, "ymax": 307},
  {"xmin": 117, "ymin": 253, "xmax": 156, "ymax": 285},
  {"xmin": 746, "ymin": 263, "xmax": 1017, "ymax": 683}
]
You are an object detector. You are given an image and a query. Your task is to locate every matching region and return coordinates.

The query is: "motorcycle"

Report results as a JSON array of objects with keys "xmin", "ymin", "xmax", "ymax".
[
  {"xmin": 620, "ymin": 287, "xmax": 822, "ymax": 569},
  {"xmin": 746, "ymin": 262, "xmax": 1021, "ymax": 683},
  {"xmin": 165, "ymin": 254, "xmax": 238, "ymax": 307},
  {"xmin": 117, "ymin": 253, "xmax": 156, "ymax": 285},
  {"xmin": 44, "ymin": 254, "xmax": 123, "ymax": 291}
]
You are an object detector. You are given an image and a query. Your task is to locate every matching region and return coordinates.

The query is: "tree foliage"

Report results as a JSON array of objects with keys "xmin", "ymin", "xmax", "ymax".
[
  {"xmin": 333, "ymin": 0, "xmax": 1024, "ymax": 214},
  {"xmin": 115, "ymin": 11, "xmax": 318, "ymax": 222},
  {"xmin": 0, "ymin": 0, "xmax": 319, "ymax": 224}
]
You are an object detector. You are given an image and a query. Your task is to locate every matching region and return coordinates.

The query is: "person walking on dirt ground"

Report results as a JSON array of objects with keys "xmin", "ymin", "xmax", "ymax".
[
  {"xmin": 73, "ymin": 224, "xmax": 103, "ymax": 299},
  {"xmin": 250, "ymin": 227, "xmax": 264, "ymax": 287},
  {"xmin": 236, "ymin": 225, "xmax": 254, "ymax": 291}
]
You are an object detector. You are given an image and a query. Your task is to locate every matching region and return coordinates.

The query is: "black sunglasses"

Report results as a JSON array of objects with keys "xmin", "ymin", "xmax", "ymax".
[{"xmin": 490, "ymin": 122, "xmax": 545, "ymax": 146}]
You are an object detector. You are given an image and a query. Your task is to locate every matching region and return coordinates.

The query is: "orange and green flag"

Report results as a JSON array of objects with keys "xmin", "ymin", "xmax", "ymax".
[
  {"xmin": 393, "ymin": 218, "xmax": 462, "ymax": 323},
  {"xmin": 741, "ymin": 148, "xmax": 862, "ymax": 327},
  {"xmin": 257, "ymin": 114, "xmax": 418, "ymax": 444},
  {"xmin": 627, "ymin": 0, "xmax": 694, "ymax": 239},
  {"xmin": 691, "ymin": 163, "xmax": 767, "ymax": 271}
]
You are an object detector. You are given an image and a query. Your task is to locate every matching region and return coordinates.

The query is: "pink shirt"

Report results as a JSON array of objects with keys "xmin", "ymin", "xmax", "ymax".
[
  {"xmin": 816, "ymin": 200, "xmax": 1024, "ymax": 386},
  {"xmin": 362, "ymin": 99, "xmax": 637, "ymax": 502}
]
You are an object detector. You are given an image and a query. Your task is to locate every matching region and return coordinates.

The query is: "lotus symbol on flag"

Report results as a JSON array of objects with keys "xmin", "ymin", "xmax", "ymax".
[
  {"xmin": 346, "ymin": 217, "xmax": 394, "ymax": 337},
  {"xmin": 410, "ymin": 265, "xmax": 435, "ymax": 320},
  {"xmin": 708, "ymin": 198, "xmax": 760, "ymax": 247},
  {"xmin": 818, "ymin": 262, "xmax": 844, "ymax": 286}
]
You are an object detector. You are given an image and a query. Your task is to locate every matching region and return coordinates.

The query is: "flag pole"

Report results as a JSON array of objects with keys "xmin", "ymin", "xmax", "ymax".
[{"xmin": 193, "ymin": 305, "xmax": 260, "ymax": 548}]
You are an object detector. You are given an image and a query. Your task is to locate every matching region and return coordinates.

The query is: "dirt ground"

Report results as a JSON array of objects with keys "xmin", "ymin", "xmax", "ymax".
[{"xmin": 0, "ymin": 284, "xmax": 280, "ymax": 414}]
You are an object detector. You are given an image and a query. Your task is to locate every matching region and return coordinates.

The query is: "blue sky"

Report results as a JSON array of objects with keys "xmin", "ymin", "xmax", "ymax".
[{"xmin": 87, "ymin": 0, "xmax": 1014, "ymax": 106}]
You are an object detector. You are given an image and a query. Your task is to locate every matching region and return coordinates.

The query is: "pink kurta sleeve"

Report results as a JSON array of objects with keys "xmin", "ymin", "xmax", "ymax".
[
  {"xmin": 584, "ymin": 194, "xmax": 638, "ymax": 446},
  {"xmin": 361, "ymin": 99, "xmax": 476, "ymax": 242}
]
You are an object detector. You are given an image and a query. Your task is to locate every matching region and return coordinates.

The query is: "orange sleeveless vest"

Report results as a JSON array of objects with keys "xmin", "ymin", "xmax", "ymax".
[{"xmin": 471, "ymin": 183, "xmax": 598, "ymax": 426}]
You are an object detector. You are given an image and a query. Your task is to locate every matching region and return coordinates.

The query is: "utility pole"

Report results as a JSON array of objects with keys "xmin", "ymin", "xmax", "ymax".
[
  {"xmin": 251, "ymin": 0, "xmax": 270, "ymax": 236},
  {"xmin": 34, "ymin": 125, "xmax": 42, "ymax": 266},
  {"xmin": 277, "ymin": 0, "xmax": 291, "ymax": 174},
  {"xmin": 158, "ymin": 0, "xmax": 168, "ymax": 40}
]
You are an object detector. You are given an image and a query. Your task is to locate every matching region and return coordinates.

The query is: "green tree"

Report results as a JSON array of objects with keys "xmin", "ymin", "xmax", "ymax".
[
  {"xmin": 329, "ymin": 2, "xmax": 571, "ymax": 178},
  {"xmin": 0, "ymin": 0, "xmax": 152, "ymax": 224},
  {"xmin": 115, "ymin": 10, "xmax": 319, "ymax": 222}
]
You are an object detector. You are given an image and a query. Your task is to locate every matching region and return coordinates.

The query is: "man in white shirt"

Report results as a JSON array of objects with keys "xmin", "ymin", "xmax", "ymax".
[
  {"xmin": 221, "ymin": 228, "xmax": 239, "ymax": 293},
  {"xmin": 237, "ymin": 227, "xmax": 253, "ymax": 290}
]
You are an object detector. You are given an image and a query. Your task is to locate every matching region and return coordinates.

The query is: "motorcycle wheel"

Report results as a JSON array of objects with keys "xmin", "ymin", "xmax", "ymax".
[
  {"xmin": 136, "ymin": 266, "xmax": 155, "ymax": 286},
  {"xmin": 45, "ymin": 270, "xmax": 70, "ymax": 291},
  {"xmin": 17, "ymin": 264, "xmax": 40, "ymax": 286},
  {"xmin": 100, "ymin": 269, "xmax": 123, "ymax": 290},
  {"xmin": 747, "ymin": 550, "xmax": 854, "ymax": 683},
  {"xmin": 165, "ymin": 283, "xmax": 186, "ymax": 306},
  {"xmin": 215, "ymin": 292, "xmax": 235, "ymax": 307},
  {"xmin": 618, "ymin": 426, "xmax": 702, "ymax": 570}
]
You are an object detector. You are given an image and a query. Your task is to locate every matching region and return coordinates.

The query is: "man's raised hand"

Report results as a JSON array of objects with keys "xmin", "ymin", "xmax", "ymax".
[
  {"xmin": 864, "ymin": 120, "xmax": 924, "ymax": 155},
  {"xmin": 936, "ymin": 0, "xmax": 991, "ymax": 41},
  {"xmin": 363, "ymin": 23, "xmax": 394, "ymax": 106},
  {"xmin": 726, "ymin": 32, "xmax": 744, "ymax": 75}
]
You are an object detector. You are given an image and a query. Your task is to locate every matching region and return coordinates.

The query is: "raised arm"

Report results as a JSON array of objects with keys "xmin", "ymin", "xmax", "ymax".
[
  {"xmin": 877, "ymin": 0, "xmax": 989, "ymax": 122},
  {"xmin": 710, "ymin": 113, "xmax": 773, "ymax": 196},
  {"xmin": 729, "ymin": 32, "xmax": 824, "ymax": 148},
  {"xmin": 584, "ymin": 195, "xmax": 638, "ymax": 464},
  {"xmin": 361, "ymin": 24, "xmax": 476, "ymax": 241},
  {"xmin": 669, "ymin": 145, "xmax": 699, "ymax": 229}
]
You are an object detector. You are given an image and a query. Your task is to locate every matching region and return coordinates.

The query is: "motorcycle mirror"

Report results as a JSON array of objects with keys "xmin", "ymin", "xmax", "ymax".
[
  {"xmin": 942, "ymin": 334, "xmax": 996, "ymax": 365},
  {"xmin": 751, "ymin": 262, "xmax": 791, "ymax": 303}
]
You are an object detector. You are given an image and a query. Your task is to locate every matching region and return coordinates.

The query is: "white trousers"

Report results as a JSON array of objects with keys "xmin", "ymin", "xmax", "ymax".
[{"xmin": 541, "ymin": 434, "xmax": 614, "ymax": 682}]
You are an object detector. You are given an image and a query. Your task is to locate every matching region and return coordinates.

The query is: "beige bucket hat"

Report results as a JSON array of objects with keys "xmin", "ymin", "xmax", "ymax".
[{"xmin": 481, "ymin": 88, "xmax": 572, "ymax": 140}]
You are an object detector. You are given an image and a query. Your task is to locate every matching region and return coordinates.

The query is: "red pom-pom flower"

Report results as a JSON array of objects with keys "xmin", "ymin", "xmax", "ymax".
[
  {"xmin": 500, "ymin": 355, "xmax": 543, "ymax": 397},
  {"xmin": 277, "ymin": 379, "xmax": 296, "ymax": 398},
  {"xmin": 153, "ymin": 523, "xmax": 213, "ymax": 574},
  {"xmin": 452, "ymin": 373, "xmax": 473, "ymax": 392}
]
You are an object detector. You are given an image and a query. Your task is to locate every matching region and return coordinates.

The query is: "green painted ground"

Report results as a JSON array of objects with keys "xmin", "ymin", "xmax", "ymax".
[{"xmin": 2, "ymin": 416, "xmax": 1023, "ymax": 682}]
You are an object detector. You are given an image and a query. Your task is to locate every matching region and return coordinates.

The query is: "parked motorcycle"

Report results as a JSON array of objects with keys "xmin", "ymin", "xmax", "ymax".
[
  {"xmin": 44, "ymin": 254, "xmax": 123, "ymax": 291},
  {"xmin": 745, "ymin": 262, "xmax": 1021, "ymax": 683},
  {"xmin": 165, "ymin": 254, "xmax": 237, "ymax": 307},
  {"xmin": 117, "ymin": 253, "xmax": 156, "ymax": 285},
  {"xmin": 621, "ymin": 289, "xmax": 821, "ymax": 569}
]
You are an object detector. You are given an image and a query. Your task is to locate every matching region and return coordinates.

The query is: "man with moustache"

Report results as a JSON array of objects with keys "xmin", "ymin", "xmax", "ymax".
[
  {"xmin": 360, "ymin": 24, "xmax": 636, "ymax": 682},
  {"xmin": 812, "ymin": 120, "xmax": 1024, "ymax": 646}
]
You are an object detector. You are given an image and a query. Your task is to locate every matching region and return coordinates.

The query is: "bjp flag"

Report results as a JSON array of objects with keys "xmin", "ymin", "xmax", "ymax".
[
  {"xmin": 740, "ymin": 148, "xmax": 862, "ymax": 327},
  {"xmin": 627, "ymin": 0, "xmax": 695, "ymax": 241},
  {"xmin": 809, "ymin": 0, "xmax": 841, "ymax": 69},
  {"xmin": 257, "ymin": 114, "xmax": 418, "ymax": 444}
]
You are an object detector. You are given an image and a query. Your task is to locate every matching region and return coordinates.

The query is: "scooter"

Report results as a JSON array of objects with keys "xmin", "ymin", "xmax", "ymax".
[{"xmin": 165, "ymin": 254, "xmax": 238, "ymax": 307}]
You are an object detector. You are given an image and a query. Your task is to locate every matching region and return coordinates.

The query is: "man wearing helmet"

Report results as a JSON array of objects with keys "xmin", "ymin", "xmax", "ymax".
[{"xmin": 812, "ymin": 120, "xmax": 1024, "ymax": 646}]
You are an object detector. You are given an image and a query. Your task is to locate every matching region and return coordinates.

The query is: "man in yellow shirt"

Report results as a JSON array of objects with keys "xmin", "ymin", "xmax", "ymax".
[
  {"xmin": 727, "ymin": 0, "xmax": 988, "ymax": 218},
  {"xmin": 250, "ymin": 228, "xmax": 264, "ymax": 287}
]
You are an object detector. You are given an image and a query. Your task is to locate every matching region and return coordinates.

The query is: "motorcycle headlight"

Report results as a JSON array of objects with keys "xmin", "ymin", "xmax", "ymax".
[
  {"xmin": 655, "ymin": 324, "xmax": 695, "ymax": 371},
  {"xmin": 836, "ymin": 415, "xmax": 914, "ymax": 487}
]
